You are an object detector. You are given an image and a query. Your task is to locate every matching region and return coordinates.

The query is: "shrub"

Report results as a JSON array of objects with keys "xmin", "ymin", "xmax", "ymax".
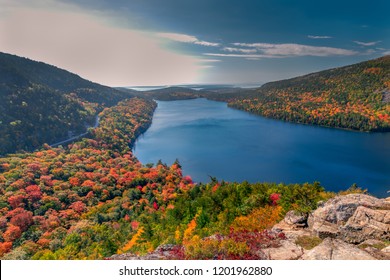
[{"xmin": 295, "ymin": 235, "xmax": 322, "ymax": 250}]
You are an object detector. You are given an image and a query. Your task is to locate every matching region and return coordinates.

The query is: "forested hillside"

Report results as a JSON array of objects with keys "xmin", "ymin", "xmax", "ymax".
[
  {"xmin": 0, "ymin": 53, "xmax": 386, "ymax": 260},
  {"xmin": 132, "ymin": 86, "xmax": 256, "ymax": 102},
  {"xmin": 136, "ymin": 87, "xmax": 202, "ymax": 101},
  {"xmin": 0, "ymin": 97, "xmax": 336, "ymax": 260},
  {"xmin": 229, "ymin": 55, "xmax": 390, "ymax": 131},
  {"xmin": 0, "ymin": 52, "xmax": 134, "ymax": 155},
  {"xmin": 135, "ymin": 56, "xmax": 390, "ymax": 132}
]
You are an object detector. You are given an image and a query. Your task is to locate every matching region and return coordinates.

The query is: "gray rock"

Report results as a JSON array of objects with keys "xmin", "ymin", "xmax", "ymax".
[
  {"xmin": 109, "ymin": 244, "xmax": 182, "ymax": 260},
  {"xmin": 110, "ymin": 194, "xmax": 390, "ymax": 260},
  {"xmin": 281, "ymin": 229, "xmax": 312, "ymax": 241},
  {"xmin": 308, "ymin": 194, "xmax": 390, "ymax": 242},
  {"xmin": 359, "ymin": 239, "xmax": 386, "ymax": 247},
  {"xmin": 272, "ymin": 210, "xmax": 308, "ymax": 236},
  {"xmin": 301, "ymin": 238, "xmax": 376, "ymax": 260},
  {"xmin": 362, "ymin": 246, "xmax": 390, "ymax": 260},
  {"xmin": 341, "ymin": 206, "xmax": 390, "ymax": 243},
  {"xmin": 358, "ymin": 239, "xmax": 389, "ymax": 259},
  {"xmin": 263, "ymin": 240, "xmax": 304, "ymax": 260},
  {"xmin": 284, "ymin": 211, "xmax": 307, "ymax": 226},
  {"xmin": 382, "ymin": 246, "xmax": 390, "ymax": 254}
]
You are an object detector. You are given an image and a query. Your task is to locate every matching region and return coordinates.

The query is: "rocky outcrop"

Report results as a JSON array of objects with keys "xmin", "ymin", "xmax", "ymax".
[
  {"xmin": 262, "ymin": 240, "xmax": 304, "ymax": 260},
  {"xmin": 272, "ymin": 194, "xmax": 390, "ymax": 260},
  {"xmin": 301, "ymin": 238, "xmax": 376, "ymax": 260},
  {"xmin": 341, "ymin": 206, "xmax": 390, "ymax": 243},
  {"xmin": 307, "ymin": 194, "xmax": 390, "ymax": 243},
  {"xmin": 110, "ymin": 252, "xmax": 163, "ymax": 260},
  {"xmin": 110, "ymin": 194, "xmax": 390, "ymax": 260},
  {"xmin": 382, "ymin": 246, "xmax": 390, "ymax": 254},
  {"xmin": 109, "ymin": 244, "xmax": 180, "ymax": 260}
]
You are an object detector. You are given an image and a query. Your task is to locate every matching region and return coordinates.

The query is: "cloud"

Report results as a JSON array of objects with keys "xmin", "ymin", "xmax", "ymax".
[
  {"xmin": 206, "ymin": 41, "xmax": 358, "ymax": 59},
  {"xmin": 308, "ymin": 35, "xmax": 332, "ymax": 39},
  {"xmin": 198, "ymin": 59, "xmax": 222, "ymax": 63},
  {"xmin": 374, "ymin": 48, "xmax": 390, "ymax": 56},
  {"xmin": 353, "ymin": 40, "xmax": 381, "ymax": 47},
  {"xmin": 231, "ymin": 42, "xmax": 357, "ymax": 57},
  {"xmin": 204, "ymin": 53, "xmax": 276, "ymax": 59},
  {"xmin": 157, "ymin": 32, "xmax": 220, "ymax": 47},
  {"xmin": 0, "ymin": 1, "xmax": 209, "ymax": 86},
  {"xmin": 222, "ymin": 47, "xmax": 257, "ymax": 54}
]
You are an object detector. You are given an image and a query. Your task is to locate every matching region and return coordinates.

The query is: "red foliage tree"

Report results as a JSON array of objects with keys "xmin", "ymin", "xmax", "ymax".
[
  {"xmin": 40, "ymin": 175, "xmax": 53, "ymax": 186},
  {"xmin": 269, "ymin": 193, "xmax": 281, "ymax": 206},
  {"xmin": 69, "ymin": 177, "xmax": 80, "ymax": 187},
  {"xmin": 183, "ymin": 175, "xmax": 193, "ymax": 184},
  {"xmin": 131, "ymin": 221, "xmax": 139, "ymax": 230},
  {"xmin": 25, "ymin": 185, "xmax": 42, "ymax": 202},
  {"xmin": 0, "ymin": 242, "xmax": 13, "ymax": 257},
  {"xmin": 10, "ymin": 179, "xmax": 26, "ymax": 190},
  {"xmin": 3, "ymin": 224, "xmax": 22, "ymax": 242},
  {"xmin": 8, "ymin": 208, "xmax": 34, "ymax": 231},
  {"xmin": 81, "ymin": 180, "xmax": 95, "ymax": 188},
  {"xmin": 8, "ymin": 194, "xmax": 26, "ymax": 209},
  {"xmin": 69, "ymin": 201, "xmax": 86, "ymax": 214}
]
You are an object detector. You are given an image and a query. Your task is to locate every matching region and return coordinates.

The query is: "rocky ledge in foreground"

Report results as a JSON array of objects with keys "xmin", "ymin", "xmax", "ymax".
[
  {"xmin": 267, "ymin": 193, "xmax": 390, "ymax": 260},
  {"xmin": 109, "ymin": 194, "xmax": 390, "ymax": 260}
]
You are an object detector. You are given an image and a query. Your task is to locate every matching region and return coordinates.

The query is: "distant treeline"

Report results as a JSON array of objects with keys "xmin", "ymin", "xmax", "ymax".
[{"xmin": 137, "ymin": 55, "xmax": 390, "ymax": 132}]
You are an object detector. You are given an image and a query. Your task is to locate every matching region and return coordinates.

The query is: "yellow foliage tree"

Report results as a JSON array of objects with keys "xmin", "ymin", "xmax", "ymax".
[
  {"xmin": 118, "ymin": 227, "xmax": 144, "ymax": 254},
  {"xmin": 184, "ymin": 235, "xmax": 249, "ymax": 260},
  {"xmin": 231, "ymin": 205, "xmax": 282, "ymax": 232},
  {"xmin": 183, "ymin": 215, "xmax": 198, "ymax": 242}
]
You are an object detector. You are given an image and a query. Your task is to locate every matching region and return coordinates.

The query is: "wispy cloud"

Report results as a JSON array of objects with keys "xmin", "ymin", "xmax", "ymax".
[
  {"xmin": 374, "ymin": 48, "xmax": 390, "ymax": 56},
  {"xmin": 222, "ymin": 47, "xmax": 257, "ymax": 54},
  {"xmin": 157, "ymin": 32, "xmax": 220, "ymax": 47},
  {"xmin": 203, "ymin": 53, "xmax": 277, "ymax": 59},
  {"xmin": 198, "ymin": 59, "xmax": 221, "ymax": 63},
  {"xmin": 353, "ymin": 40, "xmax": 381, "ymax": 47},
  {"xmin": 308, "ymin": 35, "xmax": 332, "ymax": 39},
  {"xmin": 231, "ymin": 42, "xmax": 357, "ymax": 57},
  {"xmin": 0, "ymin": 2, "xmax": 209, "ymax": 86},
  {"xmin": 197, "ymin": 58, "xmax": 221, "ymax": 67}
]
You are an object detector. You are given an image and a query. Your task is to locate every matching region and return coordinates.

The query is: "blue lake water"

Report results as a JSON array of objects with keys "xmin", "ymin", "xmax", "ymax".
[{"xmin": 133, "ymin": 98, "xmax": 390, "ymax": 197}]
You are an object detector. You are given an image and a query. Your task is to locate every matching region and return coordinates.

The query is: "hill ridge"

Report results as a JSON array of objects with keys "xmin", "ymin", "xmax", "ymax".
[
  {"xmin": 0, "ymin": 52, "xmax": 134, "ymax": 155},
  {"xmin": 229, "ymin": 55, "xmax": 390, "ymax": 131}
]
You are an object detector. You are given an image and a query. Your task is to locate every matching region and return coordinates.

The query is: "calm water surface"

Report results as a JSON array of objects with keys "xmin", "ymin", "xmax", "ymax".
[{"xmin": 134, "ymin": 98, "xmax": 390, "ymax": 197}]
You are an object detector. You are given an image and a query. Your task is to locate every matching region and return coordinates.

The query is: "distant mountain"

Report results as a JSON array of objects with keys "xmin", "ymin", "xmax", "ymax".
[
  {"xmin": 0, "ymin": 52, "xmax": 134, "ymax": 154},
  {"xmin": 119, "ymin": 56, "xmax": 390, "ymax": 132},
  {"xmin": 134, "ymin": 85, "xmax": 256, "ymax": 101},
  {"xmin": 132, "ymin": 86, "xmax": 200, "ymax": 101},
  {"xmin": 229, "ymin": 56, "xmax": 390, "ymax": 131}
]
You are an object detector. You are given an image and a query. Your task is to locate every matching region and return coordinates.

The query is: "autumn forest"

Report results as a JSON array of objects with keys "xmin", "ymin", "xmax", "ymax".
[{"xmin": 0, "ymin": 52, "xmax": 389, "ymax": 259}]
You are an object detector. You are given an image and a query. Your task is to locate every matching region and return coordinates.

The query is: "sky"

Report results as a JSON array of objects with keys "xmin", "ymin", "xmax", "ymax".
[{"xmin": 0, "ymin": 0, "xmax": 389, "ymax": 86}]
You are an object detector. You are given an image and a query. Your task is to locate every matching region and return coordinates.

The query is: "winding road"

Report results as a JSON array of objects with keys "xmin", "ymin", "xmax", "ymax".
[{"xmin": 50, "ymin": 115, "xmax": 99, "ymax": 147}]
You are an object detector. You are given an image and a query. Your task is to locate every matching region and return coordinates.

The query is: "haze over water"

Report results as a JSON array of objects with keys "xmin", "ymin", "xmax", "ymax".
[{"xmin": 134, "ymin": 98, "xmax": 390, "ymax": 197}]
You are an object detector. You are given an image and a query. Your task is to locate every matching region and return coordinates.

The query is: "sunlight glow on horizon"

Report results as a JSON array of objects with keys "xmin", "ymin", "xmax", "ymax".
[{"xmin": 0, "ymin": 0, "xmax": 211, "ymax": 86}]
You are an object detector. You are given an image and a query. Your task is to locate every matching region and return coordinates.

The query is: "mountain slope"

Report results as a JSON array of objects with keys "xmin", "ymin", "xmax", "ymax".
[
  {"xmin": 131, "ymin": 85, "xmax": 257, "ymax": 101},
  {"xmin": 0, "ymin": 52, "xmax": 134, "ymax": 155},
  {"xmin": 138, "ymin": 86, "xmax": 202, "ymax": 101},
  {"xmin": 229, "ymin": 55, "xmax": 390, "ymax": 131},
  {"xmin": 0, "ymin": 97, "xmax": 333, "ymax": 260}
]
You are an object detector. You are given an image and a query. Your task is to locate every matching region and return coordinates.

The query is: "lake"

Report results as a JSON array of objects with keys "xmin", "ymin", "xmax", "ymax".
[{"xmin": 133, "ymin": 98, "xmax": 390, "ymax": 197}]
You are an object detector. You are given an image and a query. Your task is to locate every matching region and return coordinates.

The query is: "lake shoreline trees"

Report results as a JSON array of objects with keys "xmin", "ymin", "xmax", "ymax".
[{"xmin": 1, "ymin": 52, "xmax": 388, "ymax": 259}]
